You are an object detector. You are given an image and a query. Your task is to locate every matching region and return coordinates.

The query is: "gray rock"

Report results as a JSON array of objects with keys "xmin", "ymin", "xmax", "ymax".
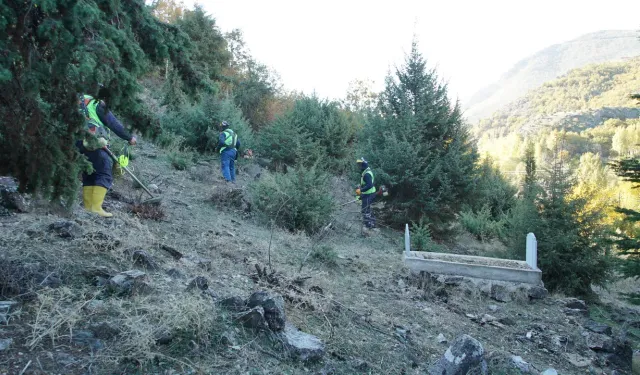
[
  {"xmin": 564, "ymin": 298, "xmax": 587, "ymax": 311},
  {"xmin": 219, "ymin": 296, "xmax": 247, "ymax": 312},
  {"xmin": 83, "ymin": 300, "xmax": 105, "ymax": 313},
  {"xmin": 48, "ymin": 220, "xmax": 84, "ymax": 239},
  {"xmin": 528, "ymin": 286, "xmax": 548, "ymax": 299},
  {"xmin": 1, "ymin": 190, "xmax": 28, "ymax": 212},
  {"xmin": 186, "ymin": 276, "xmax": 209, "ymax": 292},
  {"xmin": 108, "ymin": 270, "xmax": 149, "ymax": 296},
  {"xmin": 511, "ymin": 355, "xmax": 532, "ymax": 373},
  {"xmin": 586, "ymin": 333, "xmax": 614, "ymax": 352},
  {"xmin": 129, "ymin": 249, "xmax": 160, "ymax": 271},
  {"xmin": 235, "ymin": 306, "xmax": 268, "ymax": 331},
  {"xmin": 488, "ymin": 304, "xmax": 499, "ymax": 312},
  {"xmin": 277, "ymin": 322, "xmax": 325, "ymax": 362},
  {"xmin": 0, "ymin": 338, "xmax": 12, "ymax": 351},
  {"xmin": 148, "ymin": 184, "xmax": 160, "ymax": 192},
  {"xmin": 490, "ymin": 284, "xmax": 512, "ymax": 302},
  {"xmin": 428, "ymin": 334, "xmax": 485, "ymax": 375},
  {"xmin": 247, "ymin": 291, "xmax": 286, "ymax": 332},
  {"xmin": 437, "ymin": 333, "xmax": 448, "ymax": 344},
  {"xmin": 540, "ymin": 369, "xmax": 558, "ymax": 375},
  {"xmin": 584, "ymin": 320, "xmax": 612, "ymax": 335},
  {"xmin": 564, "ymin": 308, "xmax": 588, "ymax": 317}
]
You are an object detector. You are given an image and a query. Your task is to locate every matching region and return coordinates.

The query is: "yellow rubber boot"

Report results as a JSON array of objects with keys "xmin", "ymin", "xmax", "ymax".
[
  {"xmin": 91, "ymin": 186, "xmax": 113, "ymax": 218},
  {"xmin": 82, "ymin": 186, "xmax": 94, "ymax": 212}
]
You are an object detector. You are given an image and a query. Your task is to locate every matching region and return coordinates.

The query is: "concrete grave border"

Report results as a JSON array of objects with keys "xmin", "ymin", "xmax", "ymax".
[{"xmin": 403, "ymin": 225, "xmax": 542, "ymax": 285}]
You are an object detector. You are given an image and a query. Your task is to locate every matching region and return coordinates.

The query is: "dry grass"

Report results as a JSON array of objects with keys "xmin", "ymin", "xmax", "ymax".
[{"xmin": 130, "ymin": 203, "xmax": 166, "ymax": 221}]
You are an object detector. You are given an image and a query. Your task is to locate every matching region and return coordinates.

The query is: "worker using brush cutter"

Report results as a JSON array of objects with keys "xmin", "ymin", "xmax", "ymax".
[
  {"xmin": 77, "ymin": 86, "xmax": 137, "ymax": 217},
  {"xmin": 218, "ymin": 120, "xmax": 241, "ymax": 183},
  {"xmin": 356, "ymin": 157, "xmax": 377, "ymax": 231}
]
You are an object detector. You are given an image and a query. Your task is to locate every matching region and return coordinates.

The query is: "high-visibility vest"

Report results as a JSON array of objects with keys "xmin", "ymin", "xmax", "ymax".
[
  {"xmin": 360, "ymin": 168, "xmax": 376, "ymax": 195},
  {"xmin": 220, "ymin": 129, "xmax": 238, "ymax": 153},
  {"xmin": 80, "ymin": 94, "xmax": 110, "ymax": 139}
]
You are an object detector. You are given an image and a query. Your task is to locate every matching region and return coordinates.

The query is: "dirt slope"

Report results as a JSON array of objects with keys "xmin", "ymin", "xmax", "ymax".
[{"xmin": 0, "ymin": 139, "xmax": 638, "ymax": 375}]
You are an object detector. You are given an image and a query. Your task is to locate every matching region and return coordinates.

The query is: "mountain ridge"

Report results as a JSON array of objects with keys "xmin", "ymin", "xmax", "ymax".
[{"xmin": 465, "ymin": 30, "xmax": 640, "ymax": 122}]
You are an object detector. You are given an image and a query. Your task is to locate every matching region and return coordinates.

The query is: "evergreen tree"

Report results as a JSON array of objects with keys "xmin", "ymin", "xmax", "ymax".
[
  {"xmin": 610, "ymin": 156, "xmax": 640, "ymax": 299},
  {"xmin": 0, "ymin": 0, "xmax": 204, "ymax": 201},
  {"xmin": 360, "ymin": 40, "xmax": 478, "ymax": 230},
  {"xmin": 506, "ymin": 141, "xmax": 613, "ymax": 295}
]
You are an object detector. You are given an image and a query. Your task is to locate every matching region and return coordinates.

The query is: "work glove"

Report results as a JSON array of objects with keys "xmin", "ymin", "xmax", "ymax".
[{"xmin": 355, "ymin": 195, "xmax": 361, "ymax": 201}]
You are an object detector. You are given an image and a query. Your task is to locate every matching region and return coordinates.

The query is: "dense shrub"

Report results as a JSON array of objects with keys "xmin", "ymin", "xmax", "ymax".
[
  {"xmin": 249, "ymin": 167, "xmax": 334, "ymax": 234},
  {"xmin": 160, "ymin": 95, "xmax": 253, "ymax": 153},
  {"xmin": 410, "ymin": 219, "xmax": 445, "ymax": 252},
  {"xmin": 460, "ymin": 205, "xmax": 506, "ymax": 241},
  {"xmin": 257, "ymin": 96, "xmax": 358, "ymax": 173}
]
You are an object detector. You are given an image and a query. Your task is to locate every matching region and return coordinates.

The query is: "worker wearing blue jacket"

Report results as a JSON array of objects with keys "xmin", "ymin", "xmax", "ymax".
[
  {"xmin": 77, "ymin": 93, "xmax": 137, "ymax": 217},
  {"xmin": 218, "ymin": 121, "xmax": 241, "ymax": 183}
]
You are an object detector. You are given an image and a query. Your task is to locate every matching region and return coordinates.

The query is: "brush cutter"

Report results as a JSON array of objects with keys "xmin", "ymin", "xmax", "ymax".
[{"xmin": 104, "ymin": 147, "xmax": 162, "ymax": 205}]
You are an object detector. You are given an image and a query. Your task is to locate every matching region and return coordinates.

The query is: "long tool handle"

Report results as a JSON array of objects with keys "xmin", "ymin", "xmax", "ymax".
[
  {"xmin": 339, "ymin": 199, "xmax": 358, "ymax": 207},
  {"xmin": 103, "ymin": 147, "xmax": 155, "ymax": 199}
]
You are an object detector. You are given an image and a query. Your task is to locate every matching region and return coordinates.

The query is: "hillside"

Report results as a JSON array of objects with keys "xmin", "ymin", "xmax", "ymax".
[
  {"xmin": 1, "ymin": 139, "xmax": 639, "ymax": 374},
  {"xmin": 474, "ymin": 57, "xmax": 640, "ymax": 173},
  {"xmin": 464, "ymin": 30, "xmax": 640, "ymax": 122}
]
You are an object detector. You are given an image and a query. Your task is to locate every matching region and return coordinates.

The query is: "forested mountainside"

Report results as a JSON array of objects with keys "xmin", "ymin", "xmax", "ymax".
[{"xmin": 465, "ymin": 30, "xmax": 640, "ymax": 121}]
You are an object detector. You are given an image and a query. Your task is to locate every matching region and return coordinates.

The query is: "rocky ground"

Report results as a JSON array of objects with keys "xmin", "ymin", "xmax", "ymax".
[{"xmin": 0, "ymin": 139, "xmax": 639, "ymax": 375}]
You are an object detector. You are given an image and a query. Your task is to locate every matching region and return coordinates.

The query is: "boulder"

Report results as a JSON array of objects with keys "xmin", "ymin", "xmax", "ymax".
[
  {"xmin": 428, "ymin": 334, "xmax": 485, "ymax": 375},
  {"xmin": 218, "ymin": 296, "xmax": 247, "ymax": 312},
  {"xmin": 586, "ymin": 333, "xmax": 614, "ymax": 352},
  {"xmin": 247, "ymin": 291, "xmax": 286, "ymax": 332},
  {"xmin": 0, "ymin": 177, "xmax": 28, "ymax": 212},
  {"xmin": 107, "ymin": 270, "xmax": 149, "ymax": 296},
  {"xmin": 564, "ymin": 298, "xmax": 587, "ymax": 311},
  {"xmin": 528, "ymin": 286, "xmax": 548, "ymax": 299},
  {"xmin": 277, "ymin": 322, "xmax": 325, "ymax": 362},
  {"xmin": 235, "ymin": 307, "xmax": 268, "ymax": 331},
  {"xmin": 584, "ymin": 320, "xmax": 612, "ymax": 335},
  {"xmin": 48, "ymin": 220, "xmax": 84, "ymax": 239},
  {"xmin": 490, "ymin": 284, "xmax": 511, "ymax": 302}
]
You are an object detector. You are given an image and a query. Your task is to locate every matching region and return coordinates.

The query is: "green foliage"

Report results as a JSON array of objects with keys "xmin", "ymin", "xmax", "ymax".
[
  {"xmin": 160, "ymin": 95, "xmax": 253, "ymax": 153},
  {"xmin": 176, "ymin": 6, "xmax": 230, "ymax": 83},
  {"xmin": 505, "ymin": 146, "xmax": 613, "ymax": 296},
  {"xmin": 473, "ymin": 156, "xmax": 517, "ymax": 218},
  {"xmin": 360, "ymin": 41, "xmax": 478, "ymax": 231},
  {"xmin": 249, "ymin": 167, "xmax": 334, "ymax": 234},
  {"xmin": 0, "ymin": 0, "xmax": 204, "ymax": 201},
  {"xmin": 310, "ymin": 245, "xmax": 338, "ymax": 267},
  {"xmin": 410, "ymin": 218, "xmax": 444, "ymax": 252},
  {"xmin": 610, "ymin": 157, "xmax": 640, "ymax": 295},
  {"xmin": 257, "ymin": 95, "xmax": 357, "ymax": 173},
  {"xmin": 163, "ymin": 137, "xmax": 194, "ymax": 170},
  {"xmin": 460, "ymin": 205, "xmax": 506, "ymax": 241}
]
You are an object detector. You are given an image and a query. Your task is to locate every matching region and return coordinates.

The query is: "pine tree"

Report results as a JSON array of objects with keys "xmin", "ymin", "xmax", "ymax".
[
  {"xmin": 361, "ymin": 40, "xmax": 478, "ymax": 230},
  {"xmin": 0, "ymin": 0, "xmax": 203, "ymax": 202}
]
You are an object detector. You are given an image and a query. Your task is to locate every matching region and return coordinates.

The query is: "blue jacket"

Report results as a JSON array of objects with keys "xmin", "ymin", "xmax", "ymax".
[{"xmin": 95, "ymin": 102, "xmax": 132, "ymax": 142}]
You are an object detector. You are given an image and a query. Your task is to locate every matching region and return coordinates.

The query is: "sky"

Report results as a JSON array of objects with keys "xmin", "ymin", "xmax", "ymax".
[{"xmin": 187, "ymin": 0, "xmax": 640, "ymax": 102}]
